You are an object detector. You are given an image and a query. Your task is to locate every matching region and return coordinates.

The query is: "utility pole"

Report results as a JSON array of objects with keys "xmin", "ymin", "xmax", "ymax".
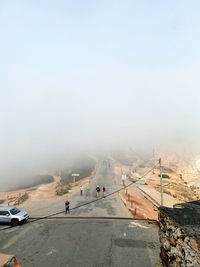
[
  {"xmin": 159, "ymin": 158, "xmax": 164, "ymax": 206},
  {"xmin": 153, "ymin": 148, "xmax": 155, "ymax": 159}
]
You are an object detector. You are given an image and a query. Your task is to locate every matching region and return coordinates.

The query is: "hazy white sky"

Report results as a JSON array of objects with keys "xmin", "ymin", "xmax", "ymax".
[{"xmin": 1, "ymin": 1, "xmax": 200, "ymax": 186}]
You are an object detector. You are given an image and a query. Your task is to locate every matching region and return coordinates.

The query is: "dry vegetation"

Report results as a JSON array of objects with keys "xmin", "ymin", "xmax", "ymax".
[
  {"xmin": 57, "ymin": 156, "xmax": 96, "ymax": 195},
  {"xmin": 156, "ymin": 181, "xmax": 199, "ymax": 202},
  {"xmin": 113, "ymin": 150, "xmax": 200, "ymax": 220},
  {"xmin": 56, "ymin": 184, "xmax": 71, "ymax": 196}
]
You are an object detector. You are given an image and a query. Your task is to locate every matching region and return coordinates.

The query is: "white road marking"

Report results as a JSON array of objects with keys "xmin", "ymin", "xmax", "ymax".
[
  {"xmin": 47, "ymin": 248, "xmax": 56, "ymax": 255},
  {"xmin": 128, "ymin": 222, "xmax": 148, "ymax": 229}
]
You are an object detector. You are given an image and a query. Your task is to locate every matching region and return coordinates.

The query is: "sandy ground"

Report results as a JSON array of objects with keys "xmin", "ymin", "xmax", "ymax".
[
  {"xmin": 136, "ymin": 184, "xmax": 181, "ymax": 207},
  {"xmin": 113, "ymin": 160, "xmax": 182, "ymax": 220},
  {"xmin": 0, "ymin": 156, "xmax": 189, "ymax": 220},
  {"xmin": 0, "ymin": 173, "xmax": 93, "ymax": 208}
]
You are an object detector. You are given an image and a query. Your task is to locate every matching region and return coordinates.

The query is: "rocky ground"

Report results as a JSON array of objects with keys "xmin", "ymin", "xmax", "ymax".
[{"xmin": 112, "ymin": 152, "xmax": 200, "ymax": 221}]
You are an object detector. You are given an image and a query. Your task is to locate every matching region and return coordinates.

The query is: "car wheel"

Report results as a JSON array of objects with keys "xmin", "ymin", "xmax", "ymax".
[{"xmin": 11, "ymin": 219, "xmax": 19, "ymax": 227}]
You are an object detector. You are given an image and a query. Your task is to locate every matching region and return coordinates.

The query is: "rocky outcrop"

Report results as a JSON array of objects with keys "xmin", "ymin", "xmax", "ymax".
[{"xmin": 159, "ymin": 211, "xmax": 200, "ymax": 266}]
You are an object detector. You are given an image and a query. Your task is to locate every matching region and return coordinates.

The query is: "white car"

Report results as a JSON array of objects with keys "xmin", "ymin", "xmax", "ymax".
[{"xmin": 0, "ymin": 206, "xmax": 29, "ymax": 226}]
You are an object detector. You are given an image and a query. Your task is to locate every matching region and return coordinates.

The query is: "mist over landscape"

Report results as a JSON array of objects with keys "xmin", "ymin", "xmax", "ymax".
[
  {"xmin": 2, "ymin": 3, "xmax": 200, "ymax": 267},
  {"xmin": 1, "ymin": 0, "xmax": 200, "ymax": 190}
]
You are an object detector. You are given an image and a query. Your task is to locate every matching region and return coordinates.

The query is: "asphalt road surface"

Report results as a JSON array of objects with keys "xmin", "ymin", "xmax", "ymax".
[
  {"xmin": 17, "ymin": 163, "xmax": 133, "ymax": 218},
  {"xmin": 0, "ymin": 164, "xmax": 160, "ymax": 266}
]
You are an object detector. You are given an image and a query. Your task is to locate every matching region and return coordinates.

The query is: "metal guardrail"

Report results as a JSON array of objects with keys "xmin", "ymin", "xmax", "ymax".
[{"xmin": 136, "ymin": 186, "xmax": 160, "ymax": 207}]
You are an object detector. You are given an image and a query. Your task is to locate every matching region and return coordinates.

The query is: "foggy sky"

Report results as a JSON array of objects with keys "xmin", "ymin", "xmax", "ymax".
[{"xmin": 1, "ymin": 1, "xmax": 200, "ymax": 189}]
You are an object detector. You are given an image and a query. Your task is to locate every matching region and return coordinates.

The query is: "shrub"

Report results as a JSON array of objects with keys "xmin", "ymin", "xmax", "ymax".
[
  {"xmin": 158, "ymin": 174, "xmax": 170, "ymax": 179},
  {"xmin": 56, "ymin": 186, "xmax": 71, "ymax": 196},
  {"xmin": 138, "ymin": 164, "xmax": 145, "ymax": 168}
]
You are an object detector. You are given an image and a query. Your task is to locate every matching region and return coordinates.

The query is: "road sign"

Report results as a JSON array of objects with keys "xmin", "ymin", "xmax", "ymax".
[
  {"xmin": 122, "ymin": 175, "xmax": 126, "ymax": 186},
  {"xmin": 122, "ymin": 175, "xmax": 126, "ymax": 180},
  {"xmin": 72, "ymin": 173, "xmax": 80, "ymax": 183},
  {"xmin": 135, "ymin": 179, "xmax": 145, "ymax": 185}
]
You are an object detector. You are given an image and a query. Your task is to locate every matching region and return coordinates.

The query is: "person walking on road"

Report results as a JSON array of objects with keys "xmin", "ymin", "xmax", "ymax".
[
  {"xmin": 96, "ymin": 185, "xmax": 100, "ymax": 197},
  {"xmin": 122, "ymin": 174, "xmax": 126, "ymax": 187},
  {"xmin": 80, "ymin": 186, "xmax": 83, "ymax": 196},
  {"xmin": 65, "ymin": 200, "xmax": 70, "ymax": 214},
  {"xmin": 103, "ymin": 186, "xmax": 106, "ymax": 197}
]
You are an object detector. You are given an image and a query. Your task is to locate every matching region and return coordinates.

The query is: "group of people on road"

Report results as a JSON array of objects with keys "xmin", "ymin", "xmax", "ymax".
[
  {"xmin": 64, "ymin": 158, "xmax": 113, "ymax": 214},
  {"xmin": 96, "ymin": 185, "xmax": 106, "ymax": 198},
  {"xmin": 65, "ymin": 184, "xmax": 107, "ymax": 214},
  {"xmin": 102, "ymin": 159, "xmax": 113, "ymax": 169}
]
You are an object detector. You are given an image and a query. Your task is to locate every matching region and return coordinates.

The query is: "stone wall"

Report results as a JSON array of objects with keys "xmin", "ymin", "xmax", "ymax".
[{"xmin": 159, "ymin": 211, "xmax": 200, "ymax": 266}]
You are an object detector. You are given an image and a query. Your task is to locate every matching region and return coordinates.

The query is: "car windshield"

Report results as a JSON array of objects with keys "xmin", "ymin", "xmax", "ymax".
[{"xmin": 10, "ymin": 207, "xmax": 20, "ymax": 215}]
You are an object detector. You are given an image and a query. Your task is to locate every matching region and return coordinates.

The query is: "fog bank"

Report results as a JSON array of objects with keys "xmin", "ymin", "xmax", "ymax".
[{"xmin": 1, "ymin": 0, "xmax": 200, "ymax": 190}]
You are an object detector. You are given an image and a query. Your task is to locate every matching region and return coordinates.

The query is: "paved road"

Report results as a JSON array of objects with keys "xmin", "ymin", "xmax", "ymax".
[
  {"xmin": 0, "ymin": 219, "xmax": 160, "ymax": 267},
  {"xmin": 71, "ymin": 163, "xmax": 132, "ymax": 217},
  {"xmin": 17, "ymin": 163, "xmax": 132, "ymax": 218},
  {"xmin": 0, "ymin": 164, "xmax": 161, "ymax": 266}
]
